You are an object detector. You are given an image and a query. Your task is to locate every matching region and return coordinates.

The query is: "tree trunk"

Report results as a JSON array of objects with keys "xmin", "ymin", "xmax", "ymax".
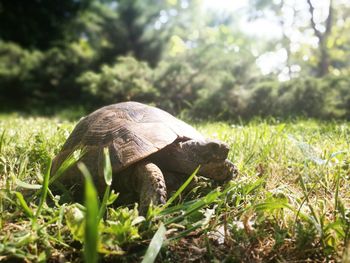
[{"xmin": 306, "ymin": 0, "xmax": 333, "ymax": 77}]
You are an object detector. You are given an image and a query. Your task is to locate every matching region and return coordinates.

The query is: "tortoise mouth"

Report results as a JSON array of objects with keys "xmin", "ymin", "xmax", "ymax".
[{"xmin": 198, "ymin": 159, "xmax": 237, "ymax": 181}]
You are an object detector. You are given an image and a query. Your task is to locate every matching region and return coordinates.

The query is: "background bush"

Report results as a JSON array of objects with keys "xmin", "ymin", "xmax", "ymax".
[
  {"xmin": 0, "ymin": 0, "xmax": 349, "ymax": 120},
  {"xmin": 1, "ymin": 40, "xmax": 349, "ymax": 119},
  {"xmin": 78, "ymin": 56, "xmax": 157, "ymax": 107}
]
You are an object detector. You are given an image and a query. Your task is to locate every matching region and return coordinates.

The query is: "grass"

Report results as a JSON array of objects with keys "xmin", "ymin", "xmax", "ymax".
[{"xmin": 0, "ymin": 115, "xmax": 349, "ymax": 262}]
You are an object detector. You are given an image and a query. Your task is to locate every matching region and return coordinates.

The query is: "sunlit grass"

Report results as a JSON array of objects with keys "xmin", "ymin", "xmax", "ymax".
[{"xmin": 0, "ymin": 116, "xmax": 349, "ymax": 262}]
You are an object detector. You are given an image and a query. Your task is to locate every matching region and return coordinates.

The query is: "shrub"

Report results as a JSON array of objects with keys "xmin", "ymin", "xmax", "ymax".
[
  {"xmin": 29, "ymin": 42, "xmax": 93, "ymax": 105},
  {"xmin": 0, "ymin": 40, "xmax": 349, "ymax": 120},
  {"xmin": 276, "ymin": 78, "xmax": 327, "ymax": 118},
  {"xmin": 190, "ymin": 76, "xmax": 249, "ymax": 120},
  {"xmin": 155, "ymin": 60, "xmax": 204, "ymax": 114},
  {"xmin": 78, "ymin": 56, "xmax": 158, "ymax": 106},
  {"xmin": 324, "ymin": 75, "xmax": 350, "ymax": 118},
  {"xmin": 245, "ymin": 80, "xmax": 279, "ymax": 118},
  {"xmin": 0, "ymin": 42, "xmax": 43, "ymax": 107},
  {"xmin": 188, "ymin": 76, "xmax": 349, "ymax": 120},
  {"xmin": 0, "ymin": 41, "xmax": 92, "ymax": 109}
]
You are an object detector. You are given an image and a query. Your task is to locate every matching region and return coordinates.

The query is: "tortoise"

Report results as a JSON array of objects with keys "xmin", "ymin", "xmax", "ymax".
[{"xmin": 51, "ymin": 101, "xmax": 237, "ymax": 213}]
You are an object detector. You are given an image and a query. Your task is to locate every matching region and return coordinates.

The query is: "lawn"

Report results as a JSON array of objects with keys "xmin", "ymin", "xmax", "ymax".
[{"xmin": 0, "ymin": 115, "xmax": 349, "ymax": 262}]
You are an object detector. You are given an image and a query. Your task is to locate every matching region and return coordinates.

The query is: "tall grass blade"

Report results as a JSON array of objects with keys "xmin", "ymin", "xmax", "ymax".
[
  {"xmin": 168, "ymin": 222, "xmax": 202, "ymax": 241},
  {"xmin": 169, "ymin": 205, "xmax": 216, "ymax": 241},
  {"xmin": 78, "ymin": 162, "xmax": 99, "ymax": 263},
  {"xmin": 141, "ymin": 223, "xmax": 166, "ymax": 263},
  {"xmin": 49, "ymin": 148, "xmax": 85, "ymax": 185},
  {"xmin": 14, "ymin": 192, "xmax": 34, "ymax": 218},
  {"xmin": 334, "ymin": 171, "xmax": 340, "ymax": 219},
  {"xmin": 98, "ymin": 147, "xmax": 113, "ymax": 220},
  {"xmin": 165, "ymin": 189, "xmax": 220, "ymax": 225},
  {"xmin": 35, "ymin": 159, "xmax": 52, "ymax": 219},
  {"xmin": 0, "ymin": 129, "xmax": 5, "ymax": 154},
  {"xmin": 162, "ymin": 166, "xmax": 199, "ymax": 210},
  {"xmin": 103, "ymin": 147, "xmax": 112, "ymax": 186}
]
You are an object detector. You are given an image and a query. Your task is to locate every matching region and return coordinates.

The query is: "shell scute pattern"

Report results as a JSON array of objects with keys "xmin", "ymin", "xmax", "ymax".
[{"xmin": 52, "ymin": 102, "xmax": 203, "ymax": 177}]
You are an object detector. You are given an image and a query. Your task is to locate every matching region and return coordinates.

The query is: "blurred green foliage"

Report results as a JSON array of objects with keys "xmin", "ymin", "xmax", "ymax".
[
  {"xmin": 0, "ymin": 0, "xmax": 92, "ymax": 49},
  {"xmin": 78, "ymin": 56, "xmax": 157, "ymax": 105},
  {"xmin": 0, "ymin": 0, "xmax": 349, "ymax": 119}
]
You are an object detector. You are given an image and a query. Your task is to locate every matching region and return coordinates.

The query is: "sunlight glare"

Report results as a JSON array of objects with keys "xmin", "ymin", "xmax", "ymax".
[{"xmin": 202, "ymin": 0, "xmax": 248, "ymax": 12}]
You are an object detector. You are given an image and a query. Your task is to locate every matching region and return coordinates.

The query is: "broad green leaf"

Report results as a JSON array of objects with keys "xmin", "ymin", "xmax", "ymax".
[
  {"xmin": 65, "ymin": 204, "xmax": 85, "ymax": 242},
  {"xmin": 142, "ymin": 223, "xmax": 166, "ymax": 263}
]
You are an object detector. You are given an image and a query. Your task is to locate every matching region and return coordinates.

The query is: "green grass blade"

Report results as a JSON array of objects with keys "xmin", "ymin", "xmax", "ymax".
[
  {"xmin": 141, "ymin": 223, "xmax": 166, "ymax": 263},
  {"xmin": 334, "ymin": 171, "xmax": 340, "ymax": 219},
  {"xmin": 164, "ymin": 189, "xmax": 220, "ymax": 225},
  {"xmin": 168, "ymin": 222, "xmax": 202, "ymax": 241},
  {"xmin": 98, "ymin": 147, "xmax": 113, "ymax": 220},
  {"xmin": 253, "ymin": 199, "xmax": 291, "ymax": 211},
  {"xmin": 35, "ymin": 159, "xmax": 52, "ymax": 219},
  {"xmin": 162, "ymin": 166, "xmax": 199, "ymax": 211},
  {"xmin": 298, "ymin": 171, "xmax": 320, "ymax": 225},
  {"xmin": 14, "ymin": 179, "xmax": 42, "ymax": 190},
  {"xmin": 78, "ymin": 162, "xmax": 99, "ymax": 263},
  {"xmin": 14, "ymin": 192, "xmax": 34, "ymax": 219},
  {"xmin": 98, "ymin": 186, "xmax": 110, "ymax": 221},
  {"xmin": 103, "ymin": 147, "xmax": 112, "ymax": 186},
  {"xmin": 49, "ymin": 148, "xmax": 85, "ymax": 185},
  {"xmin": 0, "ymin": 129, "xmax": 5, "ymax": 154}
]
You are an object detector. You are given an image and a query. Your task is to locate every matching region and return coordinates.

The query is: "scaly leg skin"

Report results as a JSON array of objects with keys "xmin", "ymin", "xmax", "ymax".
[{"xmin": 133, "ymin": 162, "xmax": 167, "ymax": 215}]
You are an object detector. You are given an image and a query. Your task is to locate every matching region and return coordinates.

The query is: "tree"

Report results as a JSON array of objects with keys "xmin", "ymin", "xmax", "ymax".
[
  {"xmin": 0, "ymin": 0, "xmax": 92, "ymax": 49},
  {"xmin": 306, "ymin": 0, "xmax": 333, "ymax": 77},
  {"xmin": 248, "ymin": 0, "xmax": 349, "ymax": 78},
  {"xmin": 70, "ymin": 0, "xmax": 197, "ymax": 67},
  {"xmin": 248, "ymin": 0, "xmax": 306, "ymax": 79},
  {"xmin": 326, "ymin": 1, "xmax": 350, "ymax": 75}
]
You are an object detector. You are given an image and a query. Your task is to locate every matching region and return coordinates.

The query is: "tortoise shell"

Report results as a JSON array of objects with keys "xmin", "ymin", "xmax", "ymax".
[{"xmin": 51, "ymin": 102, "xmax": 204, "ymax": 178}]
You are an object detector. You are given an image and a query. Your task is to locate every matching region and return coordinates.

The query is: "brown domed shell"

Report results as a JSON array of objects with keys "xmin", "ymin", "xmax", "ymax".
[{"xmin": 51, "ymin": 102, "xmax": 204, "ymax": 176}]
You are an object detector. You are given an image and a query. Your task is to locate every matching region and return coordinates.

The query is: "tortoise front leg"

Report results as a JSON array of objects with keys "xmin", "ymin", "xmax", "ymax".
[{"xmin": 133, "ymin": 162, "xmax": 167, "ymax": 215}]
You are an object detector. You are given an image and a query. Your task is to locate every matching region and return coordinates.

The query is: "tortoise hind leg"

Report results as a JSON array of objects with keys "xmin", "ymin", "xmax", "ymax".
[{"xmin": 134, "ymin": 162, "xmax": 167, "ymax": 215}]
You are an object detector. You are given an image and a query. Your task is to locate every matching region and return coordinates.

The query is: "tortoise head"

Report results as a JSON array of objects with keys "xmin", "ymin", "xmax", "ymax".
[
  {"xmin": 150, "ymin": 138, "xmax": 236, "ymax": 181},
  {"xmin": 177, "ymin": 139, "xmax": 236, "ymax": 181}
]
